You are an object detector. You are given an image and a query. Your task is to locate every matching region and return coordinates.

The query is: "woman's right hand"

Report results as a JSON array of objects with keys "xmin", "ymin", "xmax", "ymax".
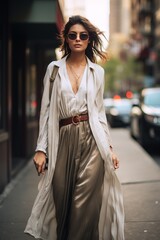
[{"xmin": 33, "ymin": 151, "xmax": 46, "ymax": 175}]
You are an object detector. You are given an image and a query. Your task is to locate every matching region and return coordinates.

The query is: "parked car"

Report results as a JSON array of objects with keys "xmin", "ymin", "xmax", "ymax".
[
  {"xmin": 130, "ymin": 87, "xmax": 160, "ymax": 147},
  {"xmin": 106, "ymin": 98, "xmax": 132, "ymax": 127},
  {"xmin": 103, "ymin": 98, "xmax": 114, "ymax": 115}
]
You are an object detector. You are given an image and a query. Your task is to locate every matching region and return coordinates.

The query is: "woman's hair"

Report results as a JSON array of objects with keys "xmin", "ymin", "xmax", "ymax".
[{"xmin": 59, "ymin": 15, "xmax": 108, "ymax": 63}]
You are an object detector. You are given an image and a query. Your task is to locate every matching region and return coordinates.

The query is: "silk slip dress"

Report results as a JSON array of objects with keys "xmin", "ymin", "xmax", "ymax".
[{"xmin": 52, "ymin": 63, "xmax": 104, "ymax": 240}]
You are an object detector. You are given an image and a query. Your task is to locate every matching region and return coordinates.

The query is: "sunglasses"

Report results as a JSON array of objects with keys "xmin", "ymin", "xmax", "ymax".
[{"xmin": 67, "ymin": 32, "xmax": 89, "ymax": 41}]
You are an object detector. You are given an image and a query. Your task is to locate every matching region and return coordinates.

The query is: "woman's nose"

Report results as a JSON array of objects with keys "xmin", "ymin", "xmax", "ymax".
[{"xmin": 75, "ymin": 34, "xmax": 81, "ymax": 41}]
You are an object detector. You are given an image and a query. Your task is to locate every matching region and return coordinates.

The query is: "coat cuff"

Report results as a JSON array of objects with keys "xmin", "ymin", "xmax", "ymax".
[{"xmin": 35, "ymin": 146, "xmax": 46, "ymax": 154}]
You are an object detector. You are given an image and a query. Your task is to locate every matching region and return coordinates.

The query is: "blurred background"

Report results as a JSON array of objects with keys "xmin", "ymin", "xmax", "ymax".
[
  {"xmin": 0, "ymin": 1, "xmax": 160, "ymax": 240},
  {"xmin": 0, "ymin": 0, "xmax": 160, "ymax": 195}
]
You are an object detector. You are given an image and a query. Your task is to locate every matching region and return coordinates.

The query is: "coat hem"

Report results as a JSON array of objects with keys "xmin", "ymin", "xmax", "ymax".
[{"xmin": 24, "ymin": 229, "xmax": 46, "ymax": 240}]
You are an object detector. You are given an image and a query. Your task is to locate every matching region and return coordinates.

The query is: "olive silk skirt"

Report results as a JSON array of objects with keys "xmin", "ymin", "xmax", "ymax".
[{"xmin": 52, "ymin": 121, "xmax": 104, "ymax": 240}]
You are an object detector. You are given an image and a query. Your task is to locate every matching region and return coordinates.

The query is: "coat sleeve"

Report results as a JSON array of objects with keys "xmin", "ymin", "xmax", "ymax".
[
  {"xmin": 96, "ymin": 67, "xmax": 113, "ymax": 148},
  {"xmin": 35, "ymin": 64, "xmax": 52, "ymax": 154}
]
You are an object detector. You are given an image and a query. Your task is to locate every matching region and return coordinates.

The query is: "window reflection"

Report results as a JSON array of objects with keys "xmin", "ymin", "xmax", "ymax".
[
  {"xmin": 0, "ymin": 37, "xmax": 2, "ymax": 129},
  {"xmin": 26, "ymin": 64, "xmax": 37, "ymax": 119}
]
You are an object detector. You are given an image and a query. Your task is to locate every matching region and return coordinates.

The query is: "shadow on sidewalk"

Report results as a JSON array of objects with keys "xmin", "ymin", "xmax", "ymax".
[{"xmin": 0, "ymin": 160, "xmax": 39, "ymax": 240}]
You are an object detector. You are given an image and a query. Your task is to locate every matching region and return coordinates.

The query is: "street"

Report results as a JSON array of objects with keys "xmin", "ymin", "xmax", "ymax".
[
  {"xmin": 145, "ymin": 146, "xmax": 160, "ymax": 167},
  {"xmin": 112, "ymin": 127, "xmax": 160, "ymax": 240},
  {"xmin": 0, "ymin": 128, "xmax": 160, "ymax": 240}
]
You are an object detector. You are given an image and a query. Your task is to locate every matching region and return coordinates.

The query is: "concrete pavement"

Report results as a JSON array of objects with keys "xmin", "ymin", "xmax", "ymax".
[
  {"xmin": 0, "ymin": 128, "xmax": 160, "ymax": 240},
  {"xmin": 112, "ymin": 128, "xmax": 160, "ymax": 240},
  {"xmin": 0, "ymin": 160, "xmax": 39, "ymax": 240}
]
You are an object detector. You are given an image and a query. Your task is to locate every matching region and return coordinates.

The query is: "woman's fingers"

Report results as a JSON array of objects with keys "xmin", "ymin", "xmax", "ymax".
[
  {"xmin": 111, "ymin": 153, "xmax": 120, "ymax": 169},
  {"xmin": 114, "ymin": 159, "xmax": 119, "ymax": 169},
  {"xmin": 35, "ymin": 161, "xmax": 44, "ymax": 175},
  {"xmin": 33, "ymin": 152, "xmax": 46, "ymax": 175},
  {"xmin": 38, "ymin": 164, "xmax": 42, "ymax": 175}
]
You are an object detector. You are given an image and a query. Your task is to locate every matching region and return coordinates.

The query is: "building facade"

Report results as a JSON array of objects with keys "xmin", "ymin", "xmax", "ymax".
[
  {"xmin": 0, "ymin": 0, "xmax": 64, "ymax": 193},
  {"xmin": 155, "ymin": 0, "xmax": 160, "ymax": 84},
  {"xmin": 109, "ymin": 0, "xmax": 131, "ymax": 56},
  {"xmin": 130, "ymin": 0, "xmax": 160, "ymax": 87}
]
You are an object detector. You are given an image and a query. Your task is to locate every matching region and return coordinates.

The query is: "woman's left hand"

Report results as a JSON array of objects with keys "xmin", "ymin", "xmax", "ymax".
[{"xmin": 111, "ymin": 152, "xmax": 119, "ymax": 170}]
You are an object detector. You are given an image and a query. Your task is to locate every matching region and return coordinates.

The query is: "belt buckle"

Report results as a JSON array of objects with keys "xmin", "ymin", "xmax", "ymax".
[{"xmin": 72, "ymin": 115, "xmax": 80, "ymax": 125}]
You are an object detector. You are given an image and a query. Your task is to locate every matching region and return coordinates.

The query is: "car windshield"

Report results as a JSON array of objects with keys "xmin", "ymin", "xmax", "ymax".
[
  {"xmin": 144, "ymin": 91, "xmax": 160, "ymax": 107},
  {"xmin": 113, "ymin": 100, "xmax": 131, "ymax": 112}
]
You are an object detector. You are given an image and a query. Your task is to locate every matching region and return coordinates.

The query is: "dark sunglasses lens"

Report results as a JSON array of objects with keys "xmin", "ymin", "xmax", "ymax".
[
  {"xmin": 68, "ymin": 33, "xmax": 77, "ymax": 40},
  {"xmin": 68, "ymin": 33, "xmax": 89, "ymax": 40},
  {"xmin": 80, "ymin": 33, "xmax": 89, "ymax": 40}
]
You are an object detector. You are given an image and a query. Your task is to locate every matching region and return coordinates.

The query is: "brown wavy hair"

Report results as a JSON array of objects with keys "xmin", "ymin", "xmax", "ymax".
[{"xmin": 59, "ymin": 15, "xmax": 108, "ymax": 63}]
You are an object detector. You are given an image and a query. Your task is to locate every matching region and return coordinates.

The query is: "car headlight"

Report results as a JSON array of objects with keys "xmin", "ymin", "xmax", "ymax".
[
  {"xmin": 145, "ymin": 115, "xmax": 160, "ymax": 125},
  {"xmin": 153, "ymin": 117, "xmax": 160, "ymax": 125},
  {"xmin": 110, "ymin": 108, "xmax": 119, "ymax": 116}
]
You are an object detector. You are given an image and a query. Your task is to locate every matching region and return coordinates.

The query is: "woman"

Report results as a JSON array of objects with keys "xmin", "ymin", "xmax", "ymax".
[{"xmin": 25, "ymin": 15, "xmax": 125, "ymax": 240}]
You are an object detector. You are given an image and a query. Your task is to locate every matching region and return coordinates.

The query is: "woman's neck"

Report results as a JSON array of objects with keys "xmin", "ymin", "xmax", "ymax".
[{"xmin": 67, "ymin": 53, "xmax": 87, "ymax": 66}]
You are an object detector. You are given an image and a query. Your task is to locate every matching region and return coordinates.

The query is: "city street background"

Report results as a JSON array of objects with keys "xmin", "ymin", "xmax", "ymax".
[
  {"xmin": 1, "ymin": 0, "xmax": 160, "ymax": 240},
  {"xmin": 0, "ymin": 127, "xmax": 160, "ymax": 240}
]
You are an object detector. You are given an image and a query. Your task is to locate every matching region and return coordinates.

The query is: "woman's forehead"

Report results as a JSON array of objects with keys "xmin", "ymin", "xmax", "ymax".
[{"xmin": 69, "ymin": 24, "xmax": 87, "ymax": 32}]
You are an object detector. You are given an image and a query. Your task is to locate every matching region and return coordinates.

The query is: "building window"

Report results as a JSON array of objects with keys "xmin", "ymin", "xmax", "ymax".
[
  {"xmin": 0, "ymin": 30, "xmax": 3, "ymax": 129},
  {"xmin": 26, "ymin": 48, "xmax": 37, "ymax": 120},
  {"xmin": 26, "ymin": 64, "xmax": 37, "ymax": 119},
  {"xmin": 0, "ymin": 4, "xmax": 7, "ymax": 131}
]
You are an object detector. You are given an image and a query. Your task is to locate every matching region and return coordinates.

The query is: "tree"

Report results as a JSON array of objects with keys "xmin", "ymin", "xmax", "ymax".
[{"xmin": 102, "ymin": 55, "xmax": 144, "ymax": 97}]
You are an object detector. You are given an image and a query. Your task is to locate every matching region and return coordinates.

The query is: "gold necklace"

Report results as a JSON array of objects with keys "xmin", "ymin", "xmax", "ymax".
[
  {"xmin": 68, "ymin": 64, "xmax": 81, "ymax": 81},
  {"xmin": 67, "ymin": 63, "xmax": 85, "ymax": 88}
]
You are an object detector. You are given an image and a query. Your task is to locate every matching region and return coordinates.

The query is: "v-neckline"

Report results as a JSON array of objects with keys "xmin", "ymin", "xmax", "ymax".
[{"xmin": 65, "ymin": 63, "xmax": 86, "ymax": 96}]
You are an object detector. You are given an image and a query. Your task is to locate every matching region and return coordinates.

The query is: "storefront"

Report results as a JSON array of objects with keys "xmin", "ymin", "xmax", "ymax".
[{"xmin": 0, "ymin": 0, "xmax": 64, "ymax": 193}]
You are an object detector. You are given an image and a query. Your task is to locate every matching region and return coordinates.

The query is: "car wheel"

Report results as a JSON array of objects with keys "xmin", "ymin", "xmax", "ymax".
[
  {"xmin": 130, "ymin": 117, "xmax": 135, "ymax": 138},
  {"xmin": 139, "ymin": 121, "xmax": 149, "ymax": 147},
  {"xmin": 109, "ymin": 118, "xmax": 115, "ymax": 128}
]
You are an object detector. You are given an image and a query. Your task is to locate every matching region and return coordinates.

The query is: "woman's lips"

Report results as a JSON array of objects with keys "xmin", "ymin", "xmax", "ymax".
[{"xmin": 74, "ymin": 44, "xmax": 82, "ymax": 47}]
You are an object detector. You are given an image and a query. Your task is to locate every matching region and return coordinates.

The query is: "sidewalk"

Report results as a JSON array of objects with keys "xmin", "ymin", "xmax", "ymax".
[
  {"xmin": 112, "ymin": 128, "xmax": 160, "ymax": 240},
  {"xmin": 0, "ymin": 160, "xmax": 39, "ymax": 240},
  {"xmin": 0, "ymin": 128, "xmax": 160, "ymax": 240}
]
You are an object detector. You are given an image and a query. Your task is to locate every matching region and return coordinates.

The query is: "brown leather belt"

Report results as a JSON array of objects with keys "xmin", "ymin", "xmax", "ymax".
[{"xmin": 59, "ymin": 113, "xmax": 89, "ymax": 128}]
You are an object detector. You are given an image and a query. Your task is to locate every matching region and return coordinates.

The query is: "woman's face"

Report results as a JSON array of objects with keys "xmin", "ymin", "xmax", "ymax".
[{"xmin": 66, "ymin": 24, "xmax": 89, "ymax": 53}]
